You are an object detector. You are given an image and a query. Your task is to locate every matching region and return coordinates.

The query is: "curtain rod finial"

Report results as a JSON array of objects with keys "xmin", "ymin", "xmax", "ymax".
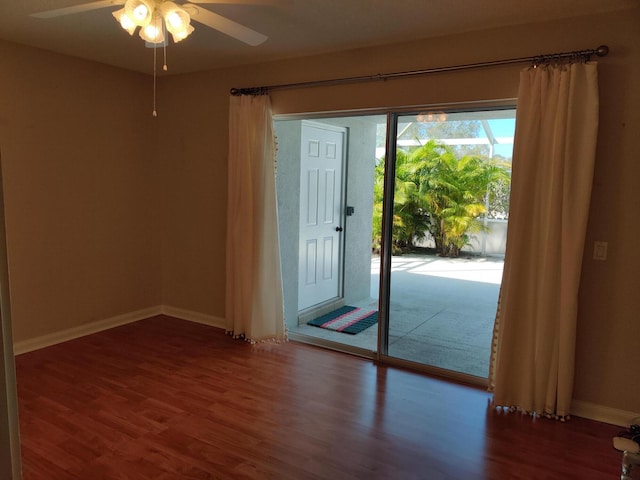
[{"xmin": 596, "ymin": 45, "xmax": 609, "ymax": 57}]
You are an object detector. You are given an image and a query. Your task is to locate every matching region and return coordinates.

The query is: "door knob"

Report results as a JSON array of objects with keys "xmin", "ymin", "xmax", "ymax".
[{"xmin": 335, "ymin": 226, "xmax": 343, "ymax": 232}]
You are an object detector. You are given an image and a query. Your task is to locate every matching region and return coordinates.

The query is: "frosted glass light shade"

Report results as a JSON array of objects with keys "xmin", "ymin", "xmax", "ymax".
[
  {"xmin": 112, "ymin": 8, "xmax": 137, "ymax": 35},
  {"xmin": 124, "ymin": 0, "xmax": 154, "ymax": 27},
  {"xmin": 169, "ymin": 24, "xmax": 194, "ymax": 43},
  {"xmin": 160, "ymin": 2, "xmax": 194, "ymax": 43},
  {"xmin": 139, "ymin": 13, "xmax": 165, "ymax": 44}
]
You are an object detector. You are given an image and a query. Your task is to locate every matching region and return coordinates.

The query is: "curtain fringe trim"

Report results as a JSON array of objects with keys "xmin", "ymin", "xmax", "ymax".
[
  {"xmin": 225, "ymin": 330, "xmax": 288, "ymax": 345},
  {"xmin": 491, "ymin": 401, "xmax": 571, "ymax": 422}
]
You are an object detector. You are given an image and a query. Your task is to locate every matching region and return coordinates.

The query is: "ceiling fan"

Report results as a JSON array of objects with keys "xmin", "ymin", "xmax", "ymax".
[{"xmin": 30, "ymin": 0, "xmax": 275, "ymax": 47}]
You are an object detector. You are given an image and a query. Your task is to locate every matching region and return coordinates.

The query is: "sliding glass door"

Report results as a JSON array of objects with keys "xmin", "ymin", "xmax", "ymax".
[
  {"xmin": 377, "ymin": 108, "xmax": 515, "ymax": 380},
  {"xmin": 276, "ymin": 105, "xmax": 514, "ymax": 382}
]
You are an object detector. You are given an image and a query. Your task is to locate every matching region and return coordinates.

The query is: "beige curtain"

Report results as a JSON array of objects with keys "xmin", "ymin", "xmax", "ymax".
[
  {"xmin": 225, "ymin": 94, "xmax": 286, "ymax": 343},
  {"xmin": 489, "ymin": 62, "xmax": 599, "ymax": 419}
]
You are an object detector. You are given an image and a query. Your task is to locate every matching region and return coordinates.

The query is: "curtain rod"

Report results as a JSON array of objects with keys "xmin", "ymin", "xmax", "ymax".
[{"xmin": 230, "ymin": 45, "xmax": 609, "ymax": 96}]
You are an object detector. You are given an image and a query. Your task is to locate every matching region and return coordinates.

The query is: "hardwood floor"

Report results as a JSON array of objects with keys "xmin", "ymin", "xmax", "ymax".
[{"xmin": 16, "ymin": 315, "xmax": 622, "ymax": 479}]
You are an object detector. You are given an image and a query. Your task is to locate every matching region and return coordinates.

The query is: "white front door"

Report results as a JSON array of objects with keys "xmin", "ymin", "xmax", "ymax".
[{"xmin": 298, "ymin": 122, "xmax": 346, "ymax": 311}]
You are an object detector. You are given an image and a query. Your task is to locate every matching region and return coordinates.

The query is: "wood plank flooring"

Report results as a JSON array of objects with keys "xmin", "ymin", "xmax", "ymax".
[{"xmin": 16, "ymin": 315, "xmax": 623, "ymax": 479}]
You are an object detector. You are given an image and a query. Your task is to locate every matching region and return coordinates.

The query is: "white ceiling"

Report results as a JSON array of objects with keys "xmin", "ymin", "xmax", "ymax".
[{"xmin": 0, "ymin": 0, "xmax": 636, "ymax": 75}]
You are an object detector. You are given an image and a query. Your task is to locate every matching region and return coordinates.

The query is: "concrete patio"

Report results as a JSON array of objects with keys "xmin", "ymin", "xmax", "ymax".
[{"xmin": 289, "ymin": 253, "xmax": 503, "ymax": 378}]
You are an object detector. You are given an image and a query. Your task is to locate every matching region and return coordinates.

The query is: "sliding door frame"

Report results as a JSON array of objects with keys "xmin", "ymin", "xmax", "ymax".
[
  {"xmin": 375, "ymin": 103, "xmax": 516, "ymax": 387},
  {"xmin": 277, "ymin": 99, "xmax": 515, "ymax": 387},
  {"xmin": 376, "ymin": 112, "xmax": 397, "ymax": 358}
]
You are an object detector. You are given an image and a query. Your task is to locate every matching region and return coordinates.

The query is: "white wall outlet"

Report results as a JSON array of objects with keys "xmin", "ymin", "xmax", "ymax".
[{"xmin": 593, "ymin": 241, "xmax": 608, "ymax": 261}]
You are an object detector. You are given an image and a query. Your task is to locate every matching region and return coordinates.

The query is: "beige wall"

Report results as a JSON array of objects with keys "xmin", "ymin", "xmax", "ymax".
[
  {"xmin": 157, "ymin": 73, "xmax": 229, "ymax": 315},
  {"xmin": 0, "ymin": 7, "xmax": 637, "ymax": 418},
  {"xmin": 161, "ymin": 9, "xmax": 640, "ymax": 414},
  {"xmin": 0, "ymin": 41, "xmax": 163, "ymax": 342}
]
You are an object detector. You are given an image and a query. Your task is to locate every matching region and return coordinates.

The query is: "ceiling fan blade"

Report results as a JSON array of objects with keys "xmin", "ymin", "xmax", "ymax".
[
  {"xmin": 30, "ymin": 0, "xmax": 124, "ymax": 19},
  {"xmin": 186, "ymin": 5, "xmax": 268, "ymax": 46}
]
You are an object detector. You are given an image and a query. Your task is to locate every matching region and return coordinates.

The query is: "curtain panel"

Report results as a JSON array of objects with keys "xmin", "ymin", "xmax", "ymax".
[
  {"xmin": 489, "ymin": 62, "xmax": 599, "ymax": 419},
  {"xmin": 225, "ymin": 94, "xmax": 286, "ymax": 343}
]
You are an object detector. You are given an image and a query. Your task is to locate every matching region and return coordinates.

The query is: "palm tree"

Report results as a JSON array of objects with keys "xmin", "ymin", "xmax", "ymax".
[
  {"xmin": 373, "ymin": 149, "xmax": 432, "ymax": 254},
  {"xmin": 373, "ymin": 141, "xmax": 510, "ymax": 257}
]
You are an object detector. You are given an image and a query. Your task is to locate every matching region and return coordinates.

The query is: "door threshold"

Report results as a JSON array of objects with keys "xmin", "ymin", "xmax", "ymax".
[
  {"xmin": 288, "ymin": 331, "xmax": 376, "ymax": 360},
  {"xmin": 378, "ymin": 354, "xmax": 489, "ymax": 388},
  {"xmin": 297, "ymin": 298, "xmax": 345, "ymax": 325}
]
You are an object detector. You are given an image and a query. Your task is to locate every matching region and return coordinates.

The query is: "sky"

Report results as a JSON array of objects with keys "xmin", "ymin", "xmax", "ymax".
[{"xmin": 486, "ymin": 118, "xmax": 516, "ymax": 158}]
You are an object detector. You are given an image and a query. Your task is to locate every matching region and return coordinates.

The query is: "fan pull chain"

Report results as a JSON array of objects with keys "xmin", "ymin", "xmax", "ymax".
[
  {"xmin": 163, "ymin": 40, "xmax": 168, "ymax": 72},
  {"xmin": 152, "ymin": 25, "xmax": 168, "ymax": 117},
  {"xmin": 152, "ymin": 43, "xmax": 157, "ymax": 117}
]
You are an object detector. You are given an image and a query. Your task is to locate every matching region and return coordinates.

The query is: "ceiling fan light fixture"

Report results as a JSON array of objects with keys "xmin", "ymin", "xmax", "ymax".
[
  {"xmin": 33, "ymin": 0, "xmax": 270, "ymax": 118},
  {"xmin": 112, "ymin": 8, "xmax": 137, "ymax": 35},
  {"xmin": 124, "ymin": 0, "xmax": 155, "ymax": 27}
]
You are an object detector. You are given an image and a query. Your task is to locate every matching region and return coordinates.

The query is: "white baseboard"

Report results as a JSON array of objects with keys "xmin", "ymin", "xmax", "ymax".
[
  {"xmin": 160, "ymin": 305, "xmax": 225, "ymax": 330},
  {"xmin": 572, "ymin": 400, "xmax": 640, "ymax": 427},
  {"xmin": 13, "ymin": 305, "xmax": 225, "ymax": 355},
  {"xmin": 13, "ymin": 306, "xmax": 163, "ymax": 355}
]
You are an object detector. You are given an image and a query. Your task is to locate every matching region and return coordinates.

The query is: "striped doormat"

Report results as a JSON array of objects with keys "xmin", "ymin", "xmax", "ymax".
[{"xmin": 307, "ymin": 306, "xmax": 378, "ymax": 335}]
